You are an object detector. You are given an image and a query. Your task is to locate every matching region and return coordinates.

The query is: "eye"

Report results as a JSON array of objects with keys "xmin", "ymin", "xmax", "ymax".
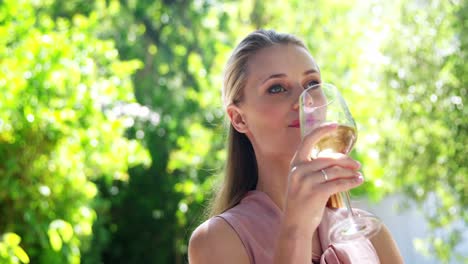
[
  {"xmin": 267, "ymin": 84, "xmax": 287, "ymax": 94},
  {"xmin": 305, "ymin": 80, "xmax": 321, "ymax": 90}
]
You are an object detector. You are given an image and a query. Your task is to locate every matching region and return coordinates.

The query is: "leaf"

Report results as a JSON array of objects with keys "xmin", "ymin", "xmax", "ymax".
[
  {"xmin": 13, "ymin": 246, "xmax": 30, "ymax": 263},
  {"xmin": 47, "ymin": 229, "xmax": 62, "ymax": 252},
  {"xmin": 2, "ymin": 233, "xmax": 21, "ymax": 246},
  {"xmin": 59, "ymin": 222, "xmax": 74, "ymax": 243}
]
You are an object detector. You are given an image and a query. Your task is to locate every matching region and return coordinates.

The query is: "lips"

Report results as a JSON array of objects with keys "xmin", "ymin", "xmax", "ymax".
[
  {"xmin": 289, "ymin": 118, "xmax": 316, "ymax": 128},
  {"xmin": 289, "ymin": 120, "xmax": 300, "ymax": 128}
]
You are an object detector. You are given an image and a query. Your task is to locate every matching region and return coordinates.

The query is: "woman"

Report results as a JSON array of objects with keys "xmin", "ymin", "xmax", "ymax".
[{"xmin": 189, "ymin": 29, "xmax": 403, "ymax": 264}]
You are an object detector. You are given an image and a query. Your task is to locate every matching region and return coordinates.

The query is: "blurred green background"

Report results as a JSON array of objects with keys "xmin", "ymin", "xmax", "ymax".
[{"xmin": 0, "ymin": 0, "xmax": 466, "ymax": 263}]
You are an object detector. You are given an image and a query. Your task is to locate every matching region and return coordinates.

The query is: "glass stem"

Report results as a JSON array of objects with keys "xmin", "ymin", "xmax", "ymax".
[{"xmin": 341, "ymin": 191, "xmax": 356, "ymax": 218}]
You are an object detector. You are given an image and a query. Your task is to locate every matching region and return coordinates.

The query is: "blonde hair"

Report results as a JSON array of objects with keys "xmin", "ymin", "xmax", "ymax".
[{"xmin": 209, "ymin": 29, "xmax": 342, "ymax": 217}]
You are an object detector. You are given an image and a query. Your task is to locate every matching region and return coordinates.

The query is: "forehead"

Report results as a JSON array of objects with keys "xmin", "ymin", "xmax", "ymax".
[{"xmin": 246, "ymin": 43, "xmax": 319, "ymax": 78}]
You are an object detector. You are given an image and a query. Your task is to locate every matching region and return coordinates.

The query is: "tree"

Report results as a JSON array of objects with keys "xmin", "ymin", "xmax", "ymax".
[
  {"xmin": 0, "ymin": 0, "xmax": 149, "ymax": 263},
  {"xmin": 376, "ymin": 0, "xmax": 467, "ymax": 262},
  {"xmin": 77, "ymin": 1, "xmax": 236, "ymax": 263},
  {"xmin": 1, "ymin": 0, "xmax": 466, "ymax": 263}
]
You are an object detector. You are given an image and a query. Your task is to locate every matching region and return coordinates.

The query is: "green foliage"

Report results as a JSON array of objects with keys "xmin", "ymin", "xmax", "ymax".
[
  {"xmin": 0, "ymin": 233, "xmax": 30, "ymax": 264},
  {"xmin": 1, "ymin": 0, "xmax": 466, "ymax": 263},
  {"xmin": 0, "ymin": 0, "xmax": 149, "ymax": 263},
  {"xmin": 78, "ymin": 1, "xmax": 235, "ymax": 263},
  {"xmin": 375, "ymin": 0, "xmax": 467, "ymax": 261}
]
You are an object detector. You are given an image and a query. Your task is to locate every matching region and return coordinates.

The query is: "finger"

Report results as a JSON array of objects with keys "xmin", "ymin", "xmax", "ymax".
[
  {"xmin": 292, "ymin": 122, "xmax": 338, "ymax": 163},
  {"xmin": 293, "ymin": 153, "xmax": 361, "ymax": 173},
  {"xmin": 322, "ymin": 174, "xmax": 364, "ymax": 194},
  {"xmin": 293, "ymin": 165, "xmax": 360, "ymax": 185},
  {"xmin": 290, "ymin": 163, "xmax": 361, "ymax": 186},
  {"xmin": 315, "ymin": 154, "xmax": 361, "ymax": 170},
  {"xmin": 319, "ymin": 167, "xmax": 361, "ymax": 184}
]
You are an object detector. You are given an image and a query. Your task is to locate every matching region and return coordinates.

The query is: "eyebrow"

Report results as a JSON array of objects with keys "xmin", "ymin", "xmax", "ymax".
[{"xmin": 261, "ymin": 69, "xmax": 319, "ymax": 85}]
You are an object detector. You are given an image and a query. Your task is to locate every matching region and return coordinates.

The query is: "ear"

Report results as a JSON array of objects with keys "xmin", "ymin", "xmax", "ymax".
[{"xmin": 227, "ymin": 104, "xmax": 248, "ymax": 133}]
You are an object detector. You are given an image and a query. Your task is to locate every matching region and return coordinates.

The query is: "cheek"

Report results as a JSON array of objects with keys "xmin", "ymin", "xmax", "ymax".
[
  {"xmin": 247, "ymin": 104, "xmax": 285, "ymax": 129},
  {"xmin": 241, "ymin": 95, "xmax": 293, "ymax": 141}
]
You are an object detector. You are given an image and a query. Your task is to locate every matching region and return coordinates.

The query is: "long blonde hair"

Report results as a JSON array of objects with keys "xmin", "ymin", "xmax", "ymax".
[{"xmin": 209, "ymin": 29, "xmax": 342, "ymax": 217}]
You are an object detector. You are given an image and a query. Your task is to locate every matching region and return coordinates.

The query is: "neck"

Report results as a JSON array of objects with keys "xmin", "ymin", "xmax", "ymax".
[{"xmin": 254, "ymin": 152, "xmax": 291, "ymax": 211}]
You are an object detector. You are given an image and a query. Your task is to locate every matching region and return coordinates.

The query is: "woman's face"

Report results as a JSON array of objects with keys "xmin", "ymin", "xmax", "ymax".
[{"xmin": 229, "ymin": 43, "xmax": 321, "ymax": 160}]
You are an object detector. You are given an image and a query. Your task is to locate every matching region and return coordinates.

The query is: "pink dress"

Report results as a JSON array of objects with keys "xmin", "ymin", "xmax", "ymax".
[{"xmin": 217, "ymin": 190, "xmax": 380, "ymax": 264}]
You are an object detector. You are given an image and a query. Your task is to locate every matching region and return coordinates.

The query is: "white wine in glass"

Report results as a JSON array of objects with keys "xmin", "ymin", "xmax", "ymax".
[
  {"xmin": 299, "ymin": 82, "xmax": 382, "ymax": 243},
  {"xmin": 310, "ymin": 124, "xmax": 357, "ymax": 159}
]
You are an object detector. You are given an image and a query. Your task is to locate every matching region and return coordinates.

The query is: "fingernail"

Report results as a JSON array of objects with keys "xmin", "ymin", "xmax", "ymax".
[{"xmin": 356, "ymin": 174, "xmax": 364, "ymax": 183}]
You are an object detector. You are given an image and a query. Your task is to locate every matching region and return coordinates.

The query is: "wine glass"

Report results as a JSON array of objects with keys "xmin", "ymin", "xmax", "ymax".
[{"xmin": 299, "ymin": 82, "xmax": 382, "ymax": 243}]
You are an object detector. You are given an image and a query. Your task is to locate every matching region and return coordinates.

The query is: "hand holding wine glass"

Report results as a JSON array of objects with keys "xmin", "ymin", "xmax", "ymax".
[{"xmin": 299, "ymin": 83, "xmax": 382, "ymax": 243}]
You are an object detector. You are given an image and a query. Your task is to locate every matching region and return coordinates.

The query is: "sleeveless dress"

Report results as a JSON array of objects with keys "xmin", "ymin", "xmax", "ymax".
[{"xmin": 216, "ymin": 190, "xmax": 380, "ymax": 264}]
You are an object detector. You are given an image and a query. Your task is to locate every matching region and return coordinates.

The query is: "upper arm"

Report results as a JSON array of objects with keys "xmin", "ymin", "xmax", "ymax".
[
  {"xmin": 188, "ymin": 217, "xmax": 250, "ymax": 264},
  {"xmin": 370, "ymin": 224, "xmax": 404, "ymax": 264}
]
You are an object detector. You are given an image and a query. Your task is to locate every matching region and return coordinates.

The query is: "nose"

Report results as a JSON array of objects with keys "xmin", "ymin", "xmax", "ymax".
[
  {"xmin": 292, "ymin": 84, "xmax": 303, "ymax": 111},
  {"xmin": 292, "ymin": 100, "xmax": 299, "ymax": 111}
]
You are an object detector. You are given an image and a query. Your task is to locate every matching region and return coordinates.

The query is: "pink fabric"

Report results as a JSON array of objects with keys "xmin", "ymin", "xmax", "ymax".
[
  {"xmin": 217, "ymin": 190, "xmax": 380, "ymax": 264},
  {"xmin": 318, "ymin": 208, "xmax": 380, "ymax": 264}
]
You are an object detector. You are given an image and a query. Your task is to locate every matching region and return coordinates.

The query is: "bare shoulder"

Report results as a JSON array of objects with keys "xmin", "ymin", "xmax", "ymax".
[
  {"xmin": 188, "ymin": 217, "xmax": 250, "ymax": 264},
  {"xmin": 370, "ymin": 224, "xmax": 404, "ymax": 264}
]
